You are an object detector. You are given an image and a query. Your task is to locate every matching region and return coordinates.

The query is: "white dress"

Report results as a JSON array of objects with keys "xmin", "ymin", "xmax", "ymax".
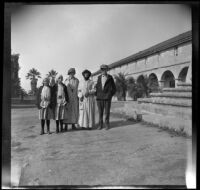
[{"xmin": 78, "ymin": 79, "xmax": 96, "ymax": 128}]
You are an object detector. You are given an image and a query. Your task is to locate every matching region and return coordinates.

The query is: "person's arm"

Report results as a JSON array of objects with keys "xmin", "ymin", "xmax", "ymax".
[
  {"xmin": 64, "ymin": 85, "xmax": 69, "ymax": 103},
  {"xmin": 111, "ymin": 77, "xmax": 116, "ymax": 96},
  {"xmin": 88, "ymin": 81, "xmax": 96, "ymax": 95},
  {"xmin": 35, "ymin": 87, "xmax": 41, "ymax": 109}
]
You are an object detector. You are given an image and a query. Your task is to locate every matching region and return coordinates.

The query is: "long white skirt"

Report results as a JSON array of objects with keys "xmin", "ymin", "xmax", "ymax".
[{"xmin": 78, "ymin": 96, "xmax": 95, "ymax": 128}]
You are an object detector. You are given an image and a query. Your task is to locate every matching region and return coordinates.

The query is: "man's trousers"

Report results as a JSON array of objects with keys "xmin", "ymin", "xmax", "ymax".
[{"xmin": 97, "ymin": 100, "xmax": 111, "ymax": 125}]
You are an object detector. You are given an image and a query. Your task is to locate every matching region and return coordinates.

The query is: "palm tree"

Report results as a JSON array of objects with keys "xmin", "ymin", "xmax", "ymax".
[
  {"xmin": 26, "ymin": 68, "xmax": 41, "ymax": 95},
  {"xmin": 127, "ymin": 77, "xmax": 138, "ymax": 100},
  {"xmin": 47, "ymin": 69, "xmax": 58, "ymax": 78},
  {"xmin": 19, "ymin": 87, "xmax": 28, "ymax": 101},
  {"xmin": 114, "ymin": 72, "xmax": 128, "ymax": 101},
  {"xmin": 137, "ymin": 74, "xmax": 151, "ymax": 98}
]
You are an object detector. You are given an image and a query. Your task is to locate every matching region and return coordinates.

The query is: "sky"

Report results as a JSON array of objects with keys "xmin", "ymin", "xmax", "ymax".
[{"xmin": 11, "ymin": 4, "xmax": 191, "ymax": 91}]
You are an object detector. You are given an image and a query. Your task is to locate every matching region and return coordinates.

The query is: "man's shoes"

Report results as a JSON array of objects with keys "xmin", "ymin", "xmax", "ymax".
[
  {"xmin": 72, "ymin": 124, "xmax": 76, "ymax": 130},
  {"xmin": 105, "ymin": 124, "xmax": 110, "ymax": 130},
  {"xmin": 97, "ymin": 125, "xmax": 103, "ymax": 130}
]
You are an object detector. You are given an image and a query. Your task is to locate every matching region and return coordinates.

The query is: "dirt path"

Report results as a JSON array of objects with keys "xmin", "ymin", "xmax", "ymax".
[{"xmin": 11, "ymin": 108, "xmax": 191, "ymax": 186}]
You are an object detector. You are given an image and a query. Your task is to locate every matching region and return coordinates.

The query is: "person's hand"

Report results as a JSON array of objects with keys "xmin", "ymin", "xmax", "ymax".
[
  {"xmin": 85, "ymin": 91, "xmax": 89, "ymax": 97},
  {"xmin": 80, "ymin": 96, "xmax": 84, "ymax": 102}
]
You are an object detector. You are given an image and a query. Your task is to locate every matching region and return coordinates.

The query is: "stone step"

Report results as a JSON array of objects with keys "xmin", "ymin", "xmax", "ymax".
[
  {"xmin": 177, "ymin": 82, "xmax": 192, "ymax": 87},
  {"xmin": 162, "ymin": 87, "xmax": 192, "ymax": 92},
  {"xmin": 138, "ymin": 97, "xmax": 192, "ymax": 107},
  {"xmin": 150, "ymin": 92, "xmax": 192, "ymax": 99},
  {"xmin": 138, "ymin": 101, "xmax": 191, "ymax": 120}
]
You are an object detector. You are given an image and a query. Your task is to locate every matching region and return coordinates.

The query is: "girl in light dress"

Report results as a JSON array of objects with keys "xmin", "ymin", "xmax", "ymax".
[{"xmin": 36, "ymin": 78, "xmax": 53, "ymax": 135}]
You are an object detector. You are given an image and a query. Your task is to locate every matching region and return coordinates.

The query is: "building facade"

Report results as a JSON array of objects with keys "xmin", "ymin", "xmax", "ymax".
[{"xmin": 92, "ymin": 31, "xmax": 192, "ymax": 89}]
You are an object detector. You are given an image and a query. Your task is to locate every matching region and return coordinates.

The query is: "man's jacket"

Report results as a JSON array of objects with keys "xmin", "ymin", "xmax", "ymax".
[{"xmin": 95, "ymin": 74, "xmax": 116, "ymax": 100}]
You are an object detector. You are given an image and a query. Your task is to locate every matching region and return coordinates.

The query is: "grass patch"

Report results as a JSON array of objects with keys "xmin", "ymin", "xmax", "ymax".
[{"xmin": 141, "ymin": 121, "xmax": 191, "ymax": 138}]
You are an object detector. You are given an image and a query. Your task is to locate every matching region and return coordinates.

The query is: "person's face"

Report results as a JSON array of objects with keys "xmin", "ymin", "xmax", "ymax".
[
  {"xmin": 84, "ymin": 73, "xmax": 90, "ymax": 80},
  {"xmin": 43, "ymin": 81, "xmax": 48, "ymax": 86},
  {"xmin": 69, "ymin": 72, "xmax": 75, "ymax": 77},
  {"xmin": 101, "ymin": 68, "xmax": 107, "ymax": 75},
  {"xmin": 58, "ymin": 77, "xmax": 63, "ymax": 84}
]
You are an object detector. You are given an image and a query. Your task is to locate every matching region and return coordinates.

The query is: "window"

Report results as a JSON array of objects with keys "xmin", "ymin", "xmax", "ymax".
[{"xmin": 174, "ymin": 47, "xmax": 178, "ymax": 56}]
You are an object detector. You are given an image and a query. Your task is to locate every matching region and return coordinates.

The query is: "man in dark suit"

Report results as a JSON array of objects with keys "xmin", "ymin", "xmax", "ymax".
[{"xmin": 95, "ymin": 64, "xmax": 116, "ymax": 130}]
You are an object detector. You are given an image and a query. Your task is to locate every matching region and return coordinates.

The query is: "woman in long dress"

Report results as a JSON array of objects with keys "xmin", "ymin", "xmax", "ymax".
[
  {"xmin": 36, "ymin": 78, "xmax": 53, "ymax": 135},
  {"xmin": 78, "ymin": 69, "xmax": 96, "ymax": 130},
  {"xmin": 63, "ymin": 68, "xmax": 79, "ymax": 130},
  {"xmin": 51, "ymin": 75, "xmax": 69, "ymax": 133}
]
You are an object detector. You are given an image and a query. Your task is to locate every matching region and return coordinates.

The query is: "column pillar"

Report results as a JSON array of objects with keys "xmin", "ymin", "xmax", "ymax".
[
  {"xmin": 158, "ymin": 80, "xmax": 165, "ymax": 89},
  {"xmin": 175, "ymin": 78, "xmax": 182, "ymax": 87},
  {"xmin": 186, "ymin": 62, "xmax": 192, "ymax": 84}
]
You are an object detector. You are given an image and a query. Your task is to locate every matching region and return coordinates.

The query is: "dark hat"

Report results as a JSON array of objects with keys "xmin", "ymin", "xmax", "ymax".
[
  {"xmin": 100, "ymin": 64, "xmax": 109, "ymax": 70},
  {"xmin": 82, "ymin": 69, "xmax": 91, "ymax": 77},
  {"xmin": 68, "ymin": 68, "xmax": 76, "ymax": 75}
]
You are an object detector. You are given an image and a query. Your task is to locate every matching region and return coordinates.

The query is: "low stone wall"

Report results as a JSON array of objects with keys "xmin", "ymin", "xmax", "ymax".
[
  {"xmin": 11, "ymin": 97, "xmax": 36, "ymax": 105},
  {"xmin": 110, "ymin": 101, "xmax": 192, "ymax": 137}
]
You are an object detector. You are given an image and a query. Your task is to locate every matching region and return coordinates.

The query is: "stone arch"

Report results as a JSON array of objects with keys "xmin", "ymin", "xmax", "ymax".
[
  {"xmin": 161, "ymin": 70, "xmax": 175, "ymax": 88},
  {"xmin": 148, "ymin": 73, "xmax": 159, "ymax": 92},
  {"xmin": 178, "ymin": 66, "xmax": 189, "ymax": 82},
  {"xmin": 136, "ymin": 74, "xmax": 145, "ymax": 83},
  {"xmin": 136, "ymin": 74, "xmax": 149, "ymax": 97}
]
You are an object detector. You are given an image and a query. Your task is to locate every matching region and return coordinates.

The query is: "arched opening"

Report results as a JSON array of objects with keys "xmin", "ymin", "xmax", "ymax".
[
  {"xmin": 148, "ymin": 73, "xmax": 159, "ymax": 92},
  {"xmin": 137, "ymin": 75, "xmax": 145, "ymax": 84},
  {"xmin": 136, "ymin": 75, "xmax": 149, "ymax": 98},
  {"xmin": 178, "ymin": 67, "xmax": 189, "ymax": 82},
  {"xmin": 161, "ymin": 70, "xmax": 175, "ymax": 88}
]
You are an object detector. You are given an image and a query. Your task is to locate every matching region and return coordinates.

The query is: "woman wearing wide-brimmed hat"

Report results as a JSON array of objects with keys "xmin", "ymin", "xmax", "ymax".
[
  {"xmin": 63, "ymin": 68, "xmax": 79, "ymax": 130},
  {"xmin": 36, "ymin": 77, "xmax": 54, "ymax": 135},
  {"xmin": 78, "ymin": 69, "xmax": 96, "ymax": 130}
]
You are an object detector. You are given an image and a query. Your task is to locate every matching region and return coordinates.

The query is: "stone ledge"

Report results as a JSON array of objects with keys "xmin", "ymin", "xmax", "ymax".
[
  {"xmin": 177, "ymin": 82, "xmax": 192, "ymax": 87},
  {"xmin": 163, "ymin": 87, "xmax": 191, "ymax": 92},
  {"xmin": 138, "ymin": 98, "xmax": 191, "ymax": 107},
  {"xmin": 150, "ymin": 92, "xmax": 191, "ymax": 99},
  {"xmin": 138, "ymin": 103, "xmax": 191, "ymax": 120}
]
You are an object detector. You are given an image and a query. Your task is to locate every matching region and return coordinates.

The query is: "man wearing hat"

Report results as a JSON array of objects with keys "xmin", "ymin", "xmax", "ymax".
[
  {"xmin": 78, "ymin": 69, "xmax": 96, "ymax": 130},
  {"xmin": 95, "ymin": 64, "xmax": 116, "ymax": 130},
  {"xmin": 63, "ymin": 68, "xmax": 79, "ymax": 130}
]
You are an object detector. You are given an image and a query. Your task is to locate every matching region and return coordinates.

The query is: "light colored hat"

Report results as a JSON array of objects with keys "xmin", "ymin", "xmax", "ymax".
[
  {"xmin": 68, "ymin": 68, "xmax": 76, "ymax": 75},
  {"xmin": 100, "ymin": 64, "xmax": 109, "ymax": 70}
]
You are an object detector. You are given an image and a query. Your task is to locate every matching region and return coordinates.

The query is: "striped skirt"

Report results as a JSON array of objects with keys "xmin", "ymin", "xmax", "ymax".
[
  {"xmin": 54, "ymin": 105, "xmax": 67, "ymax": 120},
  {"xmin": 39, "ymin": 107, "xmax": 53, "ymax": 120}
]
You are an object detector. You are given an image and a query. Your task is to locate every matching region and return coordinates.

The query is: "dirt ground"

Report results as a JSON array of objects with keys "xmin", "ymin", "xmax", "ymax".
[{"xmin": 11, "ymin": 107, "xmax": 191, "ymax": 187}]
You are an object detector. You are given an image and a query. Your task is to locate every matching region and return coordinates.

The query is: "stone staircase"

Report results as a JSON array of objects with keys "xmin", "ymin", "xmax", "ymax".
[{"xmin": 137, "ymin": 83, "xmax": 192, "ymax": 136}]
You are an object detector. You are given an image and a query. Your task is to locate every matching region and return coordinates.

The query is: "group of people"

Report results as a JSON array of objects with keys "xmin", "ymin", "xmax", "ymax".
[{"xmin": 36, "ymin": 64, "xmax": 116, "ymax": 135}]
